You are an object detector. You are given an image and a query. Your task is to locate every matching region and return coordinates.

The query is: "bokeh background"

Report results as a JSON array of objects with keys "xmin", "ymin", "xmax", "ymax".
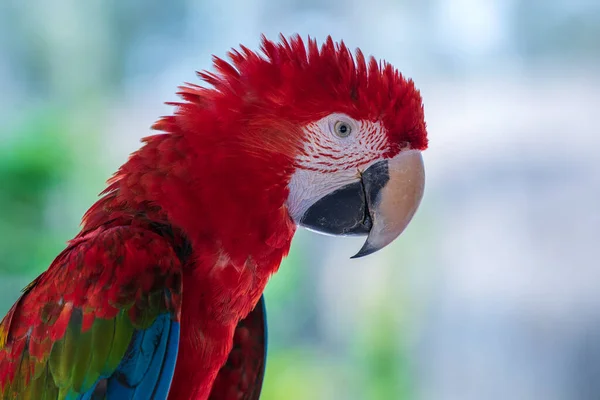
[{"xmin": 1, "ymin": 1, "xmax": 598, "ymax": 399}]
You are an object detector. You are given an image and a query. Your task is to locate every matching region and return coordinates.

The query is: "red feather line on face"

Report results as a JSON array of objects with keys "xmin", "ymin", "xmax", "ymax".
[{"xmin": 153, "ymin": 34, "xmax": 427, "ymax": 158}]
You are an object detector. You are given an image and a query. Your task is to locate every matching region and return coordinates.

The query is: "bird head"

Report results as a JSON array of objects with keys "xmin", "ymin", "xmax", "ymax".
[{"xmin": 155, "ymin": 34, "xmax": 427, "ymax": 258}]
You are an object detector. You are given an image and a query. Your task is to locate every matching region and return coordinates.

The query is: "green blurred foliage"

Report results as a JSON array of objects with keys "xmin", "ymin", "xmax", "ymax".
[
  {"xmin": 0, "ymin": 110, "xmax": 74, "ymax": 274},
  {"xmin": 261, "ymin": 349, "xmax": 338, "ymax": 400},
  {"xmin": 359, "ymin": 307, "xmax": 413, "ymax": 400},
  {"xmin": 0, "ymin": 110, "xmax": 76, "ymax": 314}
]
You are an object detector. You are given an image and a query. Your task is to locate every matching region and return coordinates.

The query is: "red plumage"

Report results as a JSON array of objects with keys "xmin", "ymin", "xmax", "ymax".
[{"xmin": 1, "ymin": 34, "xmax": 427, "ymax": 399}]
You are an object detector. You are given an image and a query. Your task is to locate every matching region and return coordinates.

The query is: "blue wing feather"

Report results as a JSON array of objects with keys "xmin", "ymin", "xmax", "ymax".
[
  {"xmin": 259, "ymin": 296, "xmax": 268, "ymax": 385},
  {"xmin": 133, "ymin": 318, "xmax": 171, "ymax": 399},
  {"xmin": 152, "ymin": 322, "xmax": 180, "ymax": 398},
  {"xmin": 104, "ymin": 313, "xmax": 179, "ymax": 400}
]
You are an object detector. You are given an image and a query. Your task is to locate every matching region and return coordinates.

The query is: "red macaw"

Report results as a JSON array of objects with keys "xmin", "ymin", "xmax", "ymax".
[{"xmin": 0, "ymin": 34, "xmax": 427, "ymax": 399}]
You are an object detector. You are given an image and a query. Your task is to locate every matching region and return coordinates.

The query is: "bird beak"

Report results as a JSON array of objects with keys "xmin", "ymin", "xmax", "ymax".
[
  {"xmin": 351, "ymin": 150, "xmax": 425, "ymax": 258},
  {"xmin": 299, "ymin": 150, "xmax": 425, "ymax": 258}
]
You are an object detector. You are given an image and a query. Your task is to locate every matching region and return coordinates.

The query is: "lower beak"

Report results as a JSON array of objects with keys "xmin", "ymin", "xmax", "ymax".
[{"xmin": 299, "ymin": 150, "xmax": 425, "ymax": 258}]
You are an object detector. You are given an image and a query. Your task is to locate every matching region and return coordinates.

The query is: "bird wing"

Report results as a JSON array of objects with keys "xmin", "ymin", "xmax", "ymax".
[{"xmin": 0, "ymin": 226, "xmax": 183, "ymax": 400}]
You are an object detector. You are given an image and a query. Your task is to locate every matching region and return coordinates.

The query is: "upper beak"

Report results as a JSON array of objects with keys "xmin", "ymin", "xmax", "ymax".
[
  {"xmin": 299, "ymin": 150, "xmax": 425, "ymax": 258},
  {"xmin": 351, "ymin": 150, "xmax": 425, "ymax": 258}
]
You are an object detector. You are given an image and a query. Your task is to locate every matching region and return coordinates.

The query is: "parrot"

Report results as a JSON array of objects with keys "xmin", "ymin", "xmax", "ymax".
[{"xmin": 0, "ymin": 34, "xmax": 427, "ymax": 399}]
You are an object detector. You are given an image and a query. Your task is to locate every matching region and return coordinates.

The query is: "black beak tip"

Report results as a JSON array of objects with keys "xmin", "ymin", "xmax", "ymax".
[{"xmin": 350, "ymin": 243, "xmax": 379, "ymax": 259}]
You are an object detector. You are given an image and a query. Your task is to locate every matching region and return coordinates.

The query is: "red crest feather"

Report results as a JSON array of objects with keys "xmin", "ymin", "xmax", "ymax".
[{"xmin": 157, "ymin": 34, "xmax": 427, "ymax": 153}]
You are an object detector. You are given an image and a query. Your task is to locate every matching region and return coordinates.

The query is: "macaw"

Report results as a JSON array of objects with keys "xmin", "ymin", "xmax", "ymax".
[{"xmin": 0, "ymin": 34, "xmax": 427, "ymax": 399}]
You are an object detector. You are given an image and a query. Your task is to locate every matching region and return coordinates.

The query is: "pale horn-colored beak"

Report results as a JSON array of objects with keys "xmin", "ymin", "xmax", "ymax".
[{"xmin": 351, "ymin": 150, "xmax": 425, "ymax": 258}]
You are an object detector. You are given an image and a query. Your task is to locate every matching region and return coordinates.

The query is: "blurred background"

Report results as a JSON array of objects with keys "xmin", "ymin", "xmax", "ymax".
[{"xmin": 0, "ymin": 0, "xmax": 598, "ymax": 399}]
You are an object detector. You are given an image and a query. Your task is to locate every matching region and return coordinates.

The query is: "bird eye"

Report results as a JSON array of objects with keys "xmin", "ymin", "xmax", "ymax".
[{"xmin": 334, "ymin": 121, "xmax": 352, "ymax": 138}]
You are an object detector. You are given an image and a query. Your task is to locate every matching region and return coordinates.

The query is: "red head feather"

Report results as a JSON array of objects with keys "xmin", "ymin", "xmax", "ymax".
[{"xmin": 154, "ymin": 34, "xmax": 427, "ymax": 158}]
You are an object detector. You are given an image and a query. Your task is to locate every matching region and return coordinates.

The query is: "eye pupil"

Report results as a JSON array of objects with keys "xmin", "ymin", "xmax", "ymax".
[{"xmin": 334, "ymin": 121, "xmax": 352, "ymax": 137}]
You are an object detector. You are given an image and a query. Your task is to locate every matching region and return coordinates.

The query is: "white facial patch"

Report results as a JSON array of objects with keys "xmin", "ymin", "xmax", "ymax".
[{"xmin": 286, "ymin": 113, "xmax": 389, "ymax": 222}]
